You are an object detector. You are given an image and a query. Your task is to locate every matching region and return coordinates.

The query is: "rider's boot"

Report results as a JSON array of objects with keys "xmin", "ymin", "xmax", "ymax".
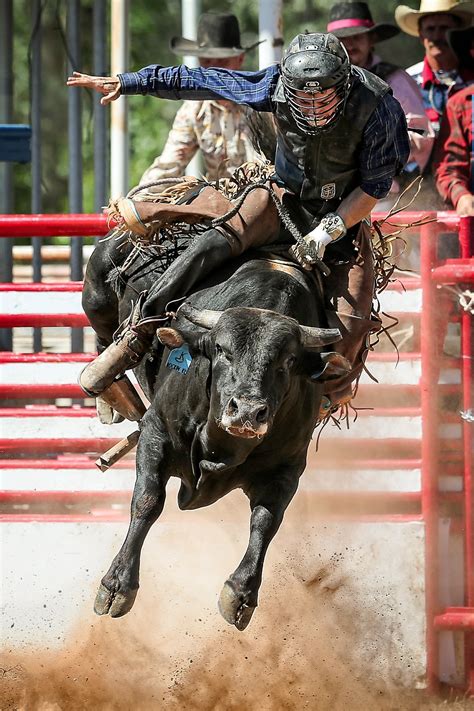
[
  {"xmin": 79, "ymin": 291, "xmax": 156, "ymax": 398},
  {"xmin": 318, "ymin": 388, "xmax": 353, "ymax": 421},
  {"xmin": 79, "ymin": 228, "xmax": 234, "ymax": 399},
  {"xmin": 97, "ymin": 374, "xmax": 147, "ymax": 422},
  {"xmin": 317, "ymin": 312, "xmax": 379, "ymax": 421}
]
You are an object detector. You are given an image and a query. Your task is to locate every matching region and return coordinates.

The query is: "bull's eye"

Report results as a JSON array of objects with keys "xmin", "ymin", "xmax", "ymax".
[
  {"xmin": 278, "ymin": 355, "xmax": 296, "ymax": 373},
  {"xmin": 215, "ymin": 343, "xmax": 232, "ymax": 362}
]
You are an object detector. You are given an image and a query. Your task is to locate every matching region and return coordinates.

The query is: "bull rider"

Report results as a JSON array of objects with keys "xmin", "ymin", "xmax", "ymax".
[{"xmin": 66, "ymin": 32, "xmax": 410, "ymax": 419}]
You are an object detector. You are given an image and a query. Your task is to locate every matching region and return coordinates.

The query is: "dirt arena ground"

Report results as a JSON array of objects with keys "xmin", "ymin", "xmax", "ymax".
[{"xmin": 1, "ymin": 490, "xmax": 473, "ymax": 711}]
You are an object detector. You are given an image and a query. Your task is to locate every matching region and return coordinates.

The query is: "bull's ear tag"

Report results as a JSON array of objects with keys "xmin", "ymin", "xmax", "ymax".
[{"xmin": 166, "ymin": 344, "xmax": 192, "ymax": 375}]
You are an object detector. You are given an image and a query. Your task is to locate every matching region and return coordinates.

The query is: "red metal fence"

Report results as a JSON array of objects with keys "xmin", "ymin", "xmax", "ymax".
[
  {"xmin": 419, "ymin": 216, "xmax": 474, "ymax": 693},
  {"xmin": 0, "ymin": 211, "xmax": 472, "ymax": 693}
]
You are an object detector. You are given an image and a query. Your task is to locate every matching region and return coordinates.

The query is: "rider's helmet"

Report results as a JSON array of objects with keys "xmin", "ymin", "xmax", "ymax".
[{"xmin": 280, "ymin": 32, "xmax": 351, "ymax": 135}]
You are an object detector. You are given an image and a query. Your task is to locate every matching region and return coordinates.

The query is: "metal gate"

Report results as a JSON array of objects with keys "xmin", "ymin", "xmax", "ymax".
[{"xmin": 0, "ymin": 210, "xmax": 472, "ymax": 692}]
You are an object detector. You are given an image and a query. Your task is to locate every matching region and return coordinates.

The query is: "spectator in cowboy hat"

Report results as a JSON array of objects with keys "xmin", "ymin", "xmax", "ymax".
[
  {"xmin": 395, "ymin": 0, "xmax": 474, "ymax": 133},
  {"xmin": 139, "ymin": 12, "xmax": 264, "ymax": 187},
  {"xmin": 434, "ymin": 25, "xmax": 474, "ymax": 215},
  {"xmin": 327, "ymin": 1, "xmax": 434, "ymax": 178}
]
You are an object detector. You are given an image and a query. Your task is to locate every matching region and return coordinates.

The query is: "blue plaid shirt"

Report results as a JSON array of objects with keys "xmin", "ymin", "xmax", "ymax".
[{"xmin": 119, "ymin": 64, "xmax": 409, "ymax": 199}]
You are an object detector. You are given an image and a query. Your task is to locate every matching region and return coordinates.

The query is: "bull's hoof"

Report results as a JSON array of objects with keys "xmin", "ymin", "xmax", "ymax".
[
  {"xmin": 93, "ymin": 583, "xmax": 138, "ymax": 618},
  {"xmin": 218, "ymin": 581, "xmax": 256, "ymax": 631}
]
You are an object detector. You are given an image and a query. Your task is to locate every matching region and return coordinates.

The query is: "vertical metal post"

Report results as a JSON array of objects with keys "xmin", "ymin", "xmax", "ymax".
[
  {"xmin": 182, "ymin": 0, "xmax": 202, "ymax": 178},
  {"xmin": 0, "ymin": 0, "xmax": 14, "ymax": 351},
  {"xmin": 470, "ymin": 97, "xmax": 474, "ymax": 194},
  {"xmin": 93, "ymin": 0, "xmax": 108, "ymax": 213},
  {"xmin": 31, "ymin": 0, "xmax": 43, "ymax": 352},
  {"xmin": 67, "ymin": 0, "xmax": 83, "ymax": 352},
  {"xmin": 181, "ymin": 0, "xmax": 200, "ymax": 70},
  {"xmin": 110, "ymin": 0, "xmax": 129, "ymax": 198},
  {"xmin": 258, "ymin": 0, "xmax": 283, "ymax": 69},
  {"xmin": 420, "ymin": 217, "xmax": 441, "ymax": 692},
  {"xmin": 459, "ymin": 216, "xmax": 474, "ymax": 693}
]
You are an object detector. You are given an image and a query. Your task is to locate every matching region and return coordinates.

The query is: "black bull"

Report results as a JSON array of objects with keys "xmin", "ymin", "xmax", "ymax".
[{"xmin": 83, "ymin": 235, "xmax": 349, "ymax": 630}]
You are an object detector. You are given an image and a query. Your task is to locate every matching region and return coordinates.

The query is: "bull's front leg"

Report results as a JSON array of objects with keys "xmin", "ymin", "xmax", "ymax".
[
  {"xmin": 94, "ymin": 430, "xmax": 168, "ymax": 617},
  {"xmin": 218, "ymin": 471, "xmax": 300, "ymax": 631}
]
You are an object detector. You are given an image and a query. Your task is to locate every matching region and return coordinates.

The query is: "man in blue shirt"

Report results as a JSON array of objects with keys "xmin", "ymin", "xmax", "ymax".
[{"xmin": 68, "ymin": 32, "xmax": 409, "ymax": 418}]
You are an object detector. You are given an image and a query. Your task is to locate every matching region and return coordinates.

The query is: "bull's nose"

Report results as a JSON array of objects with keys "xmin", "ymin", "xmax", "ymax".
[{"xmin": 226, "ymin": 398, "xmax": 269, "ymax": 425}]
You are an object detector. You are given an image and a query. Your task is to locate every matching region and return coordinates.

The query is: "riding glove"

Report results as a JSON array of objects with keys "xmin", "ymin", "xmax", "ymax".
[{"xmin": 290, "ymin": 212, "xmax": 347, "ymax": 270}]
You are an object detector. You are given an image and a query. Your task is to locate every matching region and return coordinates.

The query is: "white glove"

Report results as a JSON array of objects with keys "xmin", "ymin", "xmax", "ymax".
[{"xmin": 290, "ymin": 225, "xmax": 333, "ymax": 270}]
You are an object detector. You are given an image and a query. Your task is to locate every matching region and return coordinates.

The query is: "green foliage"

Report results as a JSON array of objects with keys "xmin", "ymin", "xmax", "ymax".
[{"xmin": 10, "ymin": 0, "xmax": 424, "ymax": 217}]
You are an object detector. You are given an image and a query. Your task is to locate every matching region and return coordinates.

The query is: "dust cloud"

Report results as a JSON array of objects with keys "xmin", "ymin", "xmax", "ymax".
[{"xmin": 0, "ymin": 489, "xmax": 470, "ymax": 710}]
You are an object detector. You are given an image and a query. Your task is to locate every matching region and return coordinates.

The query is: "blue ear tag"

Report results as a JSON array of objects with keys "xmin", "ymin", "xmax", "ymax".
[{"xmin": 166, "ymin": 344, "xmax": 192, "ymax": 375}]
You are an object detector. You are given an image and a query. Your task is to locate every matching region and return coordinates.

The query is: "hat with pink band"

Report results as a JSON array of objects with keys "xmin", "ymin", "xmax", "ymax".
[{"xmin": 327, "ymin": 1, "xmax": 400, "ymax": 42}]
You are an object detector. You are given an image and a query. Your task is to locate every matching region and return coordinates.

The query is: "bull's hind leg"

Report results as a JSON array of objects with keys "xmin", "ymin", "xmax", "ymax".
[
  {"xmin": 82, "ymin": 234, "xmax": 129, "ymax": 352},
  {"xmin": 82, "ymin": 235, "xmax": 133, "ymax": 423},
  {"xmin": 218, "ymin": 472, "xmax": 299, "ymax": 631},
  {"xmin": 94, "ymin": 427, "xmax": 169, "ymax": 617}
]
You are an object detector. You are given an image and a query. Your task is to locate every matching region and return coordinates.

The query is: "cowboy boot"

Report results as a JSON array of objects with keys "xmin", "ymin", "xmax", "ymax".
[
  {"xmin": 98, "ymin": 374, "xmax": 147, "ymax": 422},
  {"xmin": 79, "ymin": 292, "xmax": 157, "ymax": 397}
]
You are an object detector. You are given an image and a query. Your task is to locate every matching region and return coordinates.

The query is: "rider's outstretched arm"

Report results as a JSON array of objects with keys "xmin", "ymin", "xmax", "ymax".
[{"xmin": 67, "ymin": 65, "xmax": 278, "ymax": 112}]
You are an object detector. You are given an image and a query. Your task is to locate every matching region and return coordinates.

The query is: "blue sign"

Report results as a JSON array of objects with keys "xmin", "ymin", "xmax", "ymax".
[
  {"xmin": 166, "ymin": 344, "xmax": 192, "ymax": 375},
  {"xmin": 0, "ymin": 124, "xmax": 32, "ymax": 163}
]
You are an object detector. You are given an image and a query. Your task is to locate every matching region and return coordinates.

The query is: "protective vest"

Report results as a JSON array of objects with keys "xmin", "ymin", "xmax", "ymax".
[{"xmin": 273, "ymin": 67, "xmax": 391, "ymax": 218}]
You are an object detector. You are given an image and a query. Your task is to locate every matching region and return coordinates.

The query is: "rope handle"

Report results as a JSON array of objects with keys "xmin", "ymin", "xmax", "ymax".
[{"xmin": 210, "ymin": 181, "xmax": 331, "ymax": 277}]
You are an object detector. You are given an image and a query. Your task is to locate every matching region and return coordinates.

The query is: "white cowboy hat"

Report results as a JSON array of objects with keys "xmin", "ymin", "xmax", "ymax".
[{"xmin": 395, "ymin": 0, "xmax": 474, "ymax": 37}]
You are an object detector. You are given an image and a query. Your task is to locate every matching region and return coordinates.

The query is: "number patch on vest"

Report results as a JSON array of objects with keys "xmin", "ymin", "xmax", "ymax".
[
  {"xmin": 166, "ymin": 344, "xmax": 192, "ymax": 375},
  {"xmin": 321, "ymin": 183, "xmax": 336, "ymax": 200}
]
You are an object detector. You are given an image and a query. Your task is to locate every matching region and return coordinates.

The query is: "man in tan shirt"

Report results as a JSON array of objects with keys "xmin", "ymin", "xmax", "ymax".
[{"xmin": 139, "ymin": 12, "xmax": 263, "ymax": 186}]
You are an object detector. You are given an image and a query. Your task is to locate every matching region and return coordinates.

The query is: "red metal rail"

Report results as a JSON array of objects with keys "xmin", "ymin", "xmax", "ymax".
[
  {"xmin": 0, "ymin": 282, "xmax": 83, "ymax": 292},
  {"xmin": 0, "ymin": 210, "xmax": 460, "ymax": 239},
  {"xmin": 0, "ymin": 437, "xmax": 121, "ymax": 453},
  {"xmin": 0, "ymin": 353, "xmax": 93, "ymax": 363},
  {"xmin": 0, "ymin": 380, "xmax": 463, "ymax": 401},
  {"xmin": 0, "ymin": 456, "xmax": 422, "ymax": 471},
  {"xmin": 0, "ymin": 384, "xmax": 86, "ymax": 399},
  {"xmin": 0, "ymin": 313, "xmax": 89, "ymax": 327},
  {"xmin": 0, "ymin": 214, "xmax": 108, "ymax": 237}
]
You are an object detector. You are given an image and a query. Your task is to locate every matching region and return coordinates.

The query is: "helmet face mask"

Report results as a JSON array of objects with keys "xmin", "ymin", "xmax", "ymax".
[
  {"xmin": 283, "ymin": 85, "xmax": 346, "ymax": 133},
  {"xmin": 281, "ymin": 33, "xmax": 351, "ymax": 135}
]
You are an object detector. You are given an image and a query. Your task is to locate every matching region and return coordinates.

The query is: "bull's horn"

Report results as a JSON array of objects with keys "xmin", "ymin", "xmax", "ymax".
[
  {"xmin": 178, "ymin": 303, "xmax": 223, "ymax": 330},
  {"xmin": 299, "ymin": 325, "xmax": 342, "ymax": 348}
]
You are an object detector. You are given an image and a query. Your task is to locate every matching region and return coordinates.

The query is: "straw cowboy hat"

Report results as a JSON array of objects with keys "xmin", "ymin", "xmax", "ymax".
[
  {"xmin": 395, "ymin": 0, "xmax": 474, "ymax": 37},
  {"xmin": 170, "ymin": 12, "xmax": 261, "ymax": 58},
  {"xmin": 327, "ymin": 1, "xmax": 400, "ymax": 42}
]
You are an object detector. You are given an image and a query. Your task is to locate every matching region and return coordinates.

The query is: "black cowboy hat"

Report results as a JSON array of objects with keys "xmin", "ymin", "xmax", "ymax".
[
  {"xmin": 170, "ymin": 12, "xmax": 261, "ymax": 58},
  {"xmin": 447, "ymin": 23, "xmax": 474, "ymax": 71},
  {"xmin": 327, "ymin": 1, "xmax": 400, "ymax": 42}
]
